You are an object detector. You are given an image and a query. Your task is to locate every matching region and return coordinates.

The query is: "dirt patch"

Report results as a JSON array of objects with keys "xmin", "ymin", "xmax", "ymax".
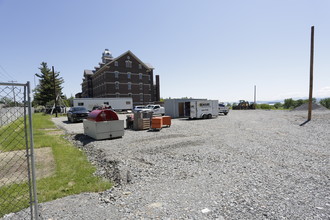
[
  {"xmin": 47, "ymin": 130, "xmax": 65, "ymax": 136},
  {"xmin": 0, "ymin": 147, "xmax": 56, "ymax": 185},
  {"xmin": 39, "ymin": 128, "xmax": 65, "ymax": 136}
]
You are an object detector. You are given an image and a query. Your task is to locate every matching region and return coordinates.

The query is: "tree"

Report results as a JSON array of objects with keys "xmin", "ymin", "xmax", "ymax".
[
  {"xmin": 62, "ymin": 95, "xmax": 74, "ymax": 107},
  {"xmin": 283, "ymin": 98, "xmax": 295, "ymax": 109},
  {"xmin": 274, "ymin": 102, "xmax": 283, "ymax": 109},
  {"xmin": 320, "ymin": 98, "xmax": 330, "ymax": 109},
  {"xmin": 294, "ymin": 99, "xmax": 304, "ymax": 108},
  {"xmin": 34, "ymin": 62, "xmax": 64, "ymax": 106}
]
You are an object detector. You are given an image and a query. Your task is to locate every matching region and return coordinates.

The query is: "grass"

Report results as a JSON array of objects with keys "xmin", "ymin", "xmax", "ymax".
[{"xmin": 0, "ymin": 113, "xmax": 112, "ymax": 217}]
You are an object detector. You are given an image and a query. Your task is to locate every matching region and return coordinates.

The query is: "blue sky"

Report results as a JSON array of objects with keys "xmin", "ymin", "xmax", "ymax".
[{"xmin": 0, "ymin": 0, "xmax": 329, "ymax": 102}]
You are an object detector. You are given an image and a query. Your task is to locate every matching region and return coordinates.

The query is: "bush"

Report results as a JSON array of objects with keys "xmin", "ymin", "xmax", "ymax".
[
  {"xmin": 274, "ymin": 102, "xmax": 283, "ymax": 109},
  {"xmin": 259, "ymin": 104, "xmax": 272, "ymax": 110},
  {"xmin": 320, "ymin": 98, "xmax": 330, "ymax": 109},
  {"xmin": 34, "ymin": 105, "xmax": 46, "ymax": 113}
]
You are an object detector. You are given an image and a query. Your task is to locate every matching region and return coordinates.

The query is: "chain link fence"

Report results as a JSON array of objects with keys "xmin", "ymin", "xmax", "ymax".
[{"xmin": 0, "ymin": 82, "xmax": 38, "ymax": 219}]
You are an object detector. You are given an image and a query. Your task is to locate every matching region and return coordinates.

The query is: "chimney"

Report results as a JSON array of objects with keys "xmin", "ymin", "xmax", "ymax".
[{"xmin": 155, "ymin": 75, "xmax": 160, "ymax": 101}]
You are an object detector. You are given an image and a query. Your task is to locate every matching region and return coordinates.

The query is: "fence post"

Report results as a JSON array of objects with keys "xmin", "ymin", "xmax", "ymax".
[{"xmin": 27, "ymin": 81, "xmax": 39, "ymax": 219}]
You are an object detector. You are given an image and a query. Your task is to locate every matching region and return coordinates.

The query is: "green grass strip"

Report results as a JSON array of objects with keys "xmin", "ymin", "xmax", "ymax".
[{"xmin": 0, "ymin": 113, "xmax": 112, "ymax": 217}]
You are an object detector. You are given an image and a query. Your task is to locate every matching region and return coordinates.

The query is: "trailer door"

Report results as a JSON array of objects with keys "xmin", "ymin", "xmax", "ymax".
[
  {"xmin": 178, "ymin": 102, "xmax": 184, "ymax": 117},
  {"xmin": 184, "ymin": 102, "xmax": 191, "ymax": 117}
]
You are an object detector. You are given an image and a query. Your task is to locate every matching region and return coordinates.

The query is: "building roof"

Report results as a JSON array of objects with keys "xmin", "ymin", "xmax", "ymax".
[
  {"xmin": 145, "ymin": 63, "xmax": 154, "ymax": 69},
  {"xmin": 84, "ymin": 69, "xmax": 94, "ymax": 75},
  {"xmin": 94, "ymin": 50, "xmax": 154, "ymax": 74}
]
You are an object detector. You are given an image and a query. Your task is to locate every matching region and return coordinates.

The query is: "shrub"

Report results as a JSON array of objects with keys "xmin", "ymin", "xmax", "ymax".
[{"xmin": 320, "ymin": 98, "xmax": 330, "ymax": 109}]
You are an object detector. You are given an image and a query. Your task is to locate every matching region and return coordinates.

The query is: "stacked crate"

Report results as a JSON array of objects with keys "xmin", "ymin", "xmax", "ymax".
[
  {"xmin": 151, "ymin": 117, "xmax": 163, "ymax": 130},
  {"xmin": 162, "ymin": 116, "xmax": 171, "ymax": 127}
]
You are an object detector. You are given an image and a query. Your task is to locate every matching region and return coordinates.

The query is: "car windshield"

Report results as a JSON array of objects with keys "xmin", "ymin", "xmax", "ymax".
[{"xmin": 72, "ymin": 107, "xmax": 87, "ymax": 111}]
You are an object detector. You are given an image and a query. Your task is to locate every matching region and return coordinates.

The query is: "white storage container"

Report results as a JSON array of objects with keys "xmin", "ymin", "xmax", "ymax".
[{"xmin": 83, "ymin": 119, "xmax": 124, "ymax": 140}]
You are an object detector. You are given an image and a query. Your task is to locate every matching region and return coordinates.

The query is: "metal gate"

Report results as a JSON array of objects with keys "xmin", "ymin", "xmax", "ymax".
[{"xmin": 0, "ymin": 82, "xmax": 38, "ymax": 219}]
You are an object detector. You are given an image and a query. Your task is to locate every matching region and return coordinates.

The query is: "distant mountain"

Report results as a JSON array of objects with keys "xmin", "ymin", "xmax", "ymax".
[
  {"xmin": 225, "ymin": 97, "xmax": 327, "ymax": 105},
  {"xmin": 255, "ymin": 97, "xmax": 324, "ymax": 105}
]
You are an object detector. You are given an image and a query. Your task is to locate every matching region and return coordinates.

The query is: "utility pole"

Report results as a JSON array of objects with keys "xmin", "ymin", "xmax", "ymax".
[
  {"xmin": 308, "ymin": 26, "xmax": 314, "ymax": 121},
  {"xmin": 8, "ymin": 80, "xmax": 17, "ymax": 106},
  {"xmin": 52, "ymin": 66, "xmax": 58, "ymax": 117},
  {"xmin": 254, "ymin": 85, "xmax": 257, "ymax": 109}
]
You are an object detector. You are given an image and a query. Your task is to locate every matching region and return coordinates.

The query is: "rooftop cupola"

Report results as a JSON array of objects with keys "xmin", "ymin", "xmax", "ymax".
[{"xmin": 102, "ymin": 49, "xmax": 113, "ymax": 63}]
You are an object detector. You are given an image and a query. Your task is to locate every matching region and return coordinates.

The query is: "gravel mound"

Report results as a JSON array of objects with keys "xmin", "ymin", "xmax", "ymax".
[
  {"xmin": 4, "ymin": 111, "xmax": 330, "ymax": 219},
  {"xmin": 293, "ymin": 102, "xmax": 329, "ymax": 111}
]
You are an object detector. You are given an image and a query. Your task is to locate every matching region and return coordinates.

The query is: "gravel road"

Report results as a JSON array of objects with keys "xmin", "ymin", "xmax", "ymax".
[{"xmin": 4, "ymin": 110, "xmax": 330, "ymax": 219}]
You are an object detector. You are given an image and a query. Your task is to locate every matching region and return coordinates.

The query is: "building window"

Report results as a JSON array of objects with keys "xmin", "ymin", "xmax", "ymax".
[
  {"xmin": 115, "ymin": 81, "xmax": 119, "ymax": 90},
  {"xmin": 139, "ymin": 83, "xmax": 143, "ymax": 90},
  {"xmin": 149, "ymin": 84, "xmax": 151, "ymax": 91},
  {"xmin": 78, "ymin": 102, "xmax": 84, "ymax": 106},
  {"xmin": 128, "ymin": 82, "xmax": 131, "ymax": 90},
  {"xmin": 139, "ymin": 64, "xmax": 142, "ymax": 69},
  {"xmin": 115, "ymin": 71, "xmax": 119, "ymax": 78},
  {"xmin": 127, "ymin": 72, "xmax": 131, "ymax": 79},
  {"xmin": 125, "ymin": 59, "xmax": 132, "ymax": 68},
  {"xmin": 116, "ymin": 92, "xmax": 120, "ymax": 98},
  {"xmin": 139, "ymin": 73, "xmax": 142, "ymax": 80},
  {"xmin": 114, "ymin": 61, "xmax": 118, "ymax": 66},
  {"xmin": 140, "ymin": 93, "xmax": 143, "ymax": 102}
]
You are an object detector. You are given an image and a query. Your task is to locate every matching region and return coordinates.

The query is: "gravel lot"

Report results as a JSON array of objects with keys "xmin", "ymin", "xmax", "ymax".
[{"xmin": 4, "ymin": 110, "xmax": 330, "ymax": 219}]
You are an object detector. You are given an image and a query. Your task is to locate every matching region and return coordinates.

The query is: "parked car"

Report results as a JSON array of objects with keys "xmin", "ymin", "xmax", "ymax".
[
  {"xmin": 145, "ymin": 104, "xmax": 165, "ymax": 116},
  {"xmin": 133, "ymin": 106, "xmax": 151, "ymax": 113},
  {"xmin": 218, "ymin": 103, "xmax": 229, "ymax": 115},
  {"xmin": 67, "ymin": 107, "xmax": 89, "ymax": 122}
]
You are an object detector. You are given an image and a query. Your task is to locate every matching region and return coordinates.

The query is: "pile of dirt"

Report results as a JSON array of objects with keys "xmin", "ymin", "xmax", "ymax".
[{"xmin": 293, "ymin": 102, "xmax": 329, "ymax": 111}]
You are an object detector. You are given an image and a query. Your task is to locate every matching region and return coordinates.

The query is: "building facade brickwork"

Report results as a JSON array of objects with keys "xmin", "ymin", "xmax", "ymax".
[{"xmin": 81, "ymin": 49, "xmax": 160, "ymax": 106}]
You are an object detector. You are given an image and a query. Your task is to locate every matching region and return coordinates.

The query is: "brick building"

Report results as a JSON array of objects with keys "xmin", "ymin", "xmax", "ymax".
[{"xmin": 80, "ymin": 49, "xmax": 160, "ymax": 106}]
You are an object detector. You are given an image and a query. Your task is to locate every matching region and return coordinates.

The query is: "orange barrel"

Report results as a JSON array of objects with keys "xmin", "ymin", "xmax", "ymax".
[
  {"xmin": 162, "ymin": 116, "xmax": 171, "ymax": 127},
  {"xmin": 151, "ymin": 117, "xmax": 163, "ymax": 129}
]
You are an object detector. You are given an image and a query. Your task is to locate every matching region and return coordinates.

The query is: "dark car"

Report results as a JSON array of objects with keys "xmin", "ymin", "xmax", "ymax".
[{"xmin": 67, "ymin": 107, "xmax": 89, "ymax": 122}]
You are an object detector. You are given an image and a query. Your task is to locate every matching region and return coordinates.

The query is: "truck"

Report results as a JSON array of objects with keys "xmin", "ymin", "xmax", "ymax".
[
  {"xmin": 232, "ymin": 100, "xmax": 255, "ymax": 110},
  {"xmin": 218, "ymin": 103, "xmax": 229, "ymax": 115},
  {"xmin": 73, "ymin": 98, "xmax": 133, "ymax": 112},
  {"xmin": 184, "ymin": 100, "xmax": 218, "ymax": 119},
  {"xmin": 145, "ymin": 104, "xmax": 165, "ymax": 115}
]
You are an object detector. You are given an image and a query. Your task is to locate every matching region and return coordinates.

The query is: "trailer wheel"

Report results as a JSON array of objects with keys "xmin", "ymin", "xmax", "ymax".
[
  {"xmin": 208, "ymin": 114, "xmax": 212, "ymax": 119},
  {"xmin": 202, "ymin": 114, "xmax": 208, "ymax": 119}
]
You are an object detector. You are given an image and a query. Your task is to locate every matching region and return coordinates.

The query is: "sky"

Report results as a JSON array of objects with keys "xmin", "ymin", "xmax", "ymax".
[{"xmin": 0, "ymin": 0, "xmax": 329, "ymax": 102}]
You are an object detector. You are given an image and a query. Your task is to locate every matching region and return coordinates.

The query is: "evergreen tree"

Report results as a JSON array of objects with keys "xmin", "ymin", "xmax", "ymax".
[{"xmin": 34, "ymin": 62, "xmax": 64, "ymax": 106}]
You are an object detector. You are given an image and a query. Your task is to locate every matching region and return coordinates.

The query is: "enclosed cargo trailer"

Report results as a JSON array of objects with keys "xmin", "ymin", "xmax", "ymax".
[{"xmin": 73, "ymin": 98, "xmax": 133, "ymax": 111}]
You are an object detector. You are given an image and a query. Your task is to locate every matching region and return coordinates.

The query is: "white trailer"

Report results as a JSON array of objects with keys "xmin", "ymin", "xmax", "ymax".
[
  {"xmin": 184, "ymin": 100, "xmax": 218, "ymax": 119},
  {"xmin": 73, "ymin": 98, "xmax": 133, "ymax": 111}
]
